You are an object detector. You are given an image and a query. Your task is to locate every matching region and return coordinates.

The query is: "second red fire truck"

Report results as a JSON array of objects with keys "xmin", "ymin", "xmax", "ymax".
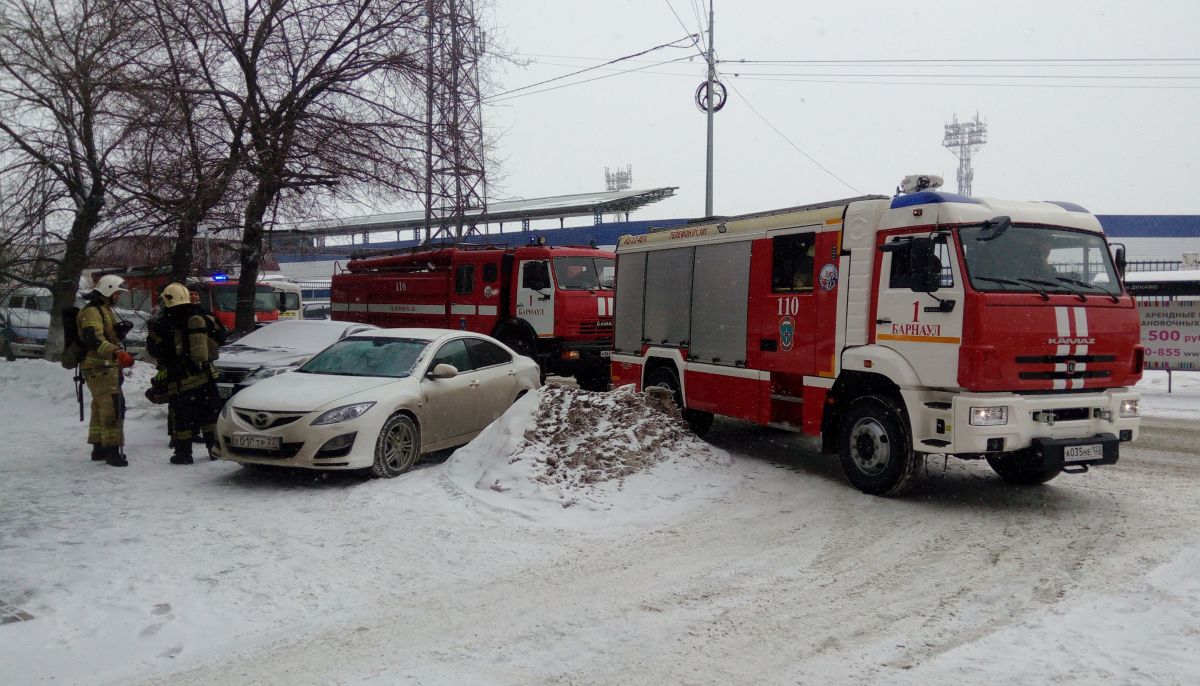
[
  {"xmin": 331, "ymin": 243, "xmax": 615, "ymax": 390},
  {"xmin": 611, "ymin": 175, "xmax": 1143, "ymax": 496}
]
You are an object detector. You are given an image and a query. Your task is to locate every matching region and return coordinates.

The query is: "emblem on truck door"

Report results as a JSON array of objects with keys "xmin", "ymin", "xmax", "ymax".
[
  {"xmin": 819, "ymin": 263, "xmax": 838, "ymax": 291},
  {"xmin": 779, "ymin": 316, "xmax": 795, "ymax": 351}
]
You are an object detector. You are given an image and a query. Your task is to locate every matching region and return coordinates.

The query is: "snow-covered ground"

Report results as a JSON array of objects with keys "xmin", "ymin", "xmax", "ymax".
[{"xmin": 1, "ymin": 360, "xmax": 1198, "ymax": 685}]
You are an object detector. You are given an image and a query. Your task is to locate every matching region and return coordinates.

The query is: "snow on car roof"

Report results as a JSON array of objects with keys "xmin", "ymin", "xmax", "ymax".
[{"xmin": 346, "ymin": 327, "xmax": 491, "ymax": 342}]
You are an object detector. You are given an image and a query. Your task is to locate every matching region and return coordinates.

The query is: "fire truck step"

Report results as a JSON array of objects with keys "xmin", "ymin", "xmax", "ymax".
[
  {"xmin": 921, "ymin": 438, "xmax": 952, "ymax": 448},
  {"xmin": 924, "ymin": 402, "xmax": 952, "ymax": 410}
]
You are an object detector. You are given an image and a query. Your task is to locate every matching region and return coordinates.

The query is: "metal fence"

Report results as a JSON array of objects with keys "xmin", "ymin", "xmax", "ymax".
[{"xmin": 1126, "ymin": 259, "xmax": 1182, "ymax": 273}]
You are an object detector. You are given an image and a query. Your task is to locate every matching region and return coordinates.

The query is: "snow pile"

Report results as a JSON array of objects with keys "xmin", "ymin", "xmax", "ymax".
[
  {"xmin": 447, "ymin": 384, "xmax": 733, "ymax": 528},
  {"xmin": 1136, "ymin": 369, "xmax": 1200, "ymax": 419}
]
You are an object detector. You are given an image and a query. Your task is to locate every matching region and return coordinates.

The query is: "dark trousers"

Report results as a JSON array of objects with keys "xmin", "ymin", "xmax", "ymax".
[{"xmin": 168, "ymin": 381, "xmax": 221, "ymax": 449}]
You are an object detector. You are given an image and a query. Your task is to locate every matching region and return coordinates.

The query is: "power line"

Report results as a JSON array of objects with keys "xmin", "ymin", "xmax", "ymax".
[
  {"xmin": 719, "ymin": 74, "xmax": 861, "ymax": 194},
  {"xmin": 724, "ymin": 57, "xmax": 1200, "ymax": 65},
  {"xmin": 491, "ymin": 35, "xmax": 698, "ymax": 100},
  {"xmin": 724, "ymin": 74, "xmax": 1200, "ymax": 90},
  {"xmin": 487, "ymin": 55, "xmax": 696, "ymax": 103},
  {"xmin": 723, "ymin": 71, "xmax": 1200, "ymax": 80},
  {"xmin": 663, "ymin": 0, "xmax": 706, "ymax": 59}
]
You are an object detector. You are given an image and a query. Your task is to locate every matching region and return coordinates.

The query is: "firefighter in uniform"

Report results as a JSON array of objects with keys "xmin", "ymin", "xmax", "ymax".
[
  {"xmin": 148, "ymin": 283, "xmax": 222, "ymax": 464},
  {"xmin": 78, "ymin": 275, "xmax": 136, "ymax": 467}
]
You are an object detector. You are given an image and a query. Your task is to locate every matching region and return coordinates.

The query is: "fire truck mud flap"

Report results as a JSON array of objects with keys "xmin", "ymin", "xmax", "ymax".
[{"xmin": 1031, "ymin": 433, "xmax": 1120, "ymax": 473}]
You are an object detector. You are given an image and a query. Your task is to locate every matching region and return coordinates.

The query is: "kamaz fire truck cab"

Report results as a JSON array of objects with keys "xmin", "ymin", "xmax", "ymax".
[
  {"xmin": 611, "ymin": 176, "xmax": 1142, "ymax": 496},
  {"xmin": 331, "ymin": 243, "xmax": 615, "ymax": 390}
]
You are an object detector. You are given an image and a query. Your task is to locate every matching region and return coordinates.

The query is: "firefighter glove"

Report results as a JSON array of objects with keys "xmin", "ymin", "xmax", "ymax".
[{"xmin": 115, "ymin": 351, "xmax": 136, "ymax": 368}]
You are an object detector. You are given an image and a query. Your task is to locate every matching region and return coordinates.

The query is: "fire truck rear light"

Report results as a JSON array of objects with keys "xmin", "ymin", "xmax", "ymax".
[
  {"xmin": 969, "ymin": 406, "xmax": 1008, "ymax": 426},
  {"xmin": 561, "ymin": 350, "xmax": 581, "ymax": 361}
]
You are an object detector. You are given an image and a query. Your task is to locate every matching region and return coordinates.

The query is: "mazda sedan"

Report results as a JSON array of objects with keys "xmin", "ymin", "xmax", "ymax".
[{"xmin": 214, "ymin": 328, "xmax": 540, "ymax": 477}]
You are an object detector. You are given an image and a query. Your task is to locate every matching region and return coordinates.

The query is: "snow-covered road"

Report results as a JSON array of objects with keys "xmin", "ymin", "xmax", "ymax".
[{"xmin": 2, "ymin": 361, "xmax": 1199, "ymax": 684}]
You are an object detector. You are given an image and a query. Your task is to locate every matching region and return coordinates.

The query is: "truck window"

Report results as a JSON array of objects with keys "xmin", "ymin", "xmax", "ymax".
[
  {"xmin": 455, "ymin": 265, "xmax": 474, "ymax": 295},
  {"xmin": 279, "ymin": 291, "xmax": 300, "ymax": 311},
  {"xmin": 771, "ymin": 233, "xmax": 815, "ymax": 293},
  {"xmin": 483, "ymin": 263, "xmax": 498, "ymax": 283},
  {"xmin": 888, "ymin": 238, "xmax": 955, "ymax": 289},
  {"xmin": 521, "ymin": 261, "xmax": 550, "ymax": 290}
]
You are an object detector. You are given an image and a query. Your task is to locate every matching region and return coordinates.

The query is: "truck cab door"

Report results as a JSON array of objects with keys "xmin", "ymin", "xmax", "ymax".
[
  {"xmin": 874, "ymin": 234, "xmax": 965, "ymax": 387},
  {"xmin": 516, "ymin": 260, "xmax": 555, "ymax": 338}
]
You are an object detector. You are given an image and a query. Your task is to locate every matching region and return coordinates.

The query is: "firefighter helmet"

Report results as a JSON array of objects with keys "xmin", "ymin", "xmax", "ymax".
[
  {"xmin": 93, "ymin": 275, "xmax": 128, "ymax": 299},
  {"xmin": 160, "ymin": 282, "xmax": 190, "ymax": 308}
]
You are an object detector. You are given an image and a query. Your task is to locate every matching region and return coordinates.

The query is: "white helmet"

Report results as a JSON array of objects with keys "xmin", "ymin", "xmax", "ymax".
[{"xmin": 94, "ymin": 274, "xmax": 128, "ymax": 299}]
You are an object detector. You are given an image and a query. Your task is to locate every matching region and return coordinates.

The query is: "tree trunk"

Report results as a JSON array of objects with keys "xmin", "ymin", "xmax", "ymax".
[
  {"xmin": 234, "ymin": 181, "xmax": 273, "ymax": 334},
  {"xmin": 169, "ymin": 212, "xmax": 199, "ymax": 282},
  {"xmin": 44, "ymin": 195, "xmax": 104, "ymax": 361}
]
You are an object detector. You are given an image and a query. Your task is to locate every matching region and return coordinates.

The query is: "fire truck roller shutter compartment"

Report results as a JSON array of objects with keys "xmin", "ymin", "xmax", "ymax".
[
  {"xmin": 614, "ymin": 252, "xmax": 646, "ymax": 355},
  {"xmin": 644, "ymin": 247, "xmax": 694, "ymax": 347},
  {"xmin": 689, "ymin": 242, "xmax": 751, "ymax": 365}
]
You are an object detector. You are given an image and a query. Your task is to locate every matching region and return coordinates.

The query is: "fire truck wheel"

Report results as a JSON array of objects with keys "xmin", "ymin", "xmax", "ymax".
[
  {"xmin": 576, "ymin": 369, "xmax": 610, "ymax": 393},
  {"xmin": 371, "ymin": 413, "xmax": 421, "ymax": 478},
  {"xmin": 838, "ymin": 395, "xmax": 917, "ymax": 496},
  {"xmin": 986, "ymin": 451, "xmax": 1062, "ymax": 485},
  {"xmin": 646, "ymin": 366, "xmax": 714, "ymax": 437}
]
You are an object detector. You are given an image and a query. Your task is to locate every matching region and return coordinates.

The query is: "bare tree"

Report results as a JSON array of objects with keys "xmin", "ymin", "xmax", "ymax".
[
  {"xmin": 113, "ymin": 0, "xmax": 251, "ymax": 282},
  {"xmin": 0, "ymin": 0, "xmax": 141, "ymax": 358},
  {"xmin": 170, "ymin": 0, "xmax": 430, "ymax": 332}
]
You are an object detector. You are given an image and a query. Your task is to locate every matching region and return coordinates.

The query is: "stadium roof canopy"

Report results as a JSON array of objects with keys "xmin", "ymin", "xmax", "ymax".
[{"xmin": 289, "ymin": 187, "xmax": 678, "ymax": 237}]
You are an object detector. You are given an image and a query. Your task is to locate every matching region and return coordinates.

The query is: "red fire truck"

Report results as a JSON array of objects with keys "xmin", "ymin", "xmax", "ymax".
[
  {"xmin": 611, "ymin": 176, "xmax": 1143, "ymax": 496},
  {"xmin": 330, "ymin": 243, "xmax": 615, "ymax": 390},
  {"xmin": 103, "ymin": 268, "xmax": 281, "ymax": 329}
]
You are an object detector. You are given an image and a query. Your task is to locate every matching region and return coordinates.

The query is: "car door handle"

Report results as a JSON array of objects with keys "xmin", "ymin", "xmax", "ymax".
[
  {"xmin": 507, "ymin": 370, "xmax": 517, "ymax": 376},
  {"xmin": 876, "ymin": 318, "xmax": 891, "ymax": 324},
  {"xmin": 469, "ymin": 380, "xmax": 481, "ymax": 387}
]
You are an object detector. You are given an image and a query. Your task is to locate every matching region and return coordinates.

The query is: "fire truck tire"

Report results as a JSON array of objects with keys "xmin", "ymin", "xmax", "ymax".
[
  {"xmin": 986, "ymin": 451, "xmax": 1062, "ymax": 485},
  {"xmin": 371, "ymin": 413, "xmax": 421, "ymax": 478},
  {"xmin": 646, "ymin": 366, "xmax": 714, "ymax": 437},
  {"xmin": 838, "ymin": 395, "xmax": 917, "ymax": 497}
]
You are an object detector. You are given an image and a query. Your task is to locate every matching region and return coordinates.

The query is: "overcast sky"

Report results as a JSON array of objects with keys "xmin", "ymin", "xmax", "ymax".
[{"xmin": 478, "ymin": 0, "xmax": 1200, "ymax": 221}]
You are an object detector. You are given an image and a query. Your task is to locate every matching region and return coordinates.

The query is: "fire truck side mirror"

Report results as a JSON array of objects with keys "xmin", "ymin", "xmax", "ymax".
[
  {"xmin": 1113, "ymin": 245, "xmax": 1127, "ymax": 279},
  {"xmin": 909, "ymin": 238, "xmax": 942, "ymax": 293}
]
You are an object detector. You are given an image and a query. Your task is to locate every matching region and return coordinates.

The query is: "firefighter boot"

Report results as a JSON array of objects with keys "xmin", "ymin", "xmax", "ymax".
[
  {"xmin": 105, "ymin": 447, "xmax": 128, "ymax": 467},
  {"xmin": 90, "ymin": 443, "xmax": 105, "ymax": 461},
  {"xmin": 170, "ymin": 444, "xmax": 194, "ymax": 465}
]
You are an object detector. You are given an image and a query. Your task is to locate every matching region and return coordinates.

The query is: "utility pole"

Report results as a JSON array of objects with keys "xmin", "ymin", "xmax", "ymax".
[{"xmin": 704, "ymin": 0, "xmax": 715, "ymax": 216}]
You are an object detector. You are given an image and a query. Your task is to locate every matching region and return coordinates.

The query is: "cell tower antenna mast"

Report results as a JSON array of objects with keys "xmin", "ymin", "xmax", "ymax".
[{"xmin": 942, "ymin": 113, "xmax": 987, "ymax": 196}]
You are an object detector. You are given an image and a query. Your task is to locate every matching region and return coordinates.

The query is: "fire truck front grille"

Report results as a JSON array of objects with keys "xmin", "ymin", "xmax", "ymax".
[
  {"xmin": 1014, "ymin": 353, "xmax": 1117, "ymax": 383},
  {"xmin": 574, "ymin": 320, "xmax": 614, "ymax": 337},
  {"xmin": 1018, "ymin": 370, "xmax": 1110, "ymax": 381},
  {"xmin": 1031, "ymin": 407, "xmax": 1092, "ymax": 423},
  {"xmin": 1014, "ymin": 354, "xmax": 1117, "ymax": 364}
]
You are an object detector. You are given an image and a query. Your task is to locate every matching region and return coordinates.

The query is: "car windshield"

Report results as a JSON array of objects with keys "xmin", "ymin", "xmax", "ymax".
[
  {"xmin": 212, "ymin": 285, "xmax": 278, "ymax": 312},
  {"xmin": 297, "ymin": 336, "xmax": 429, "ymax": 378},
  {"xmin": 229, "ymin": 321, "xmax": 355, "ymax": 352},
  {"xmin": 958, "ymin": 225, "xmax": 1122, "ymax": 296},
  {"xmin": 553, "ymin": 256, "xmax": 614, "ymax": 290}
]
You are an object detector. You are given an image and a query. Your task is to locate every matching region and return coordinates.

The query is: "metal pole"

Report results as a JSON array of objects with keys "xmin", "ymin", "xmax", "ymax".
[{"xmin": 704, "ymin": 0, "xmax": 715, "ymax": 217}]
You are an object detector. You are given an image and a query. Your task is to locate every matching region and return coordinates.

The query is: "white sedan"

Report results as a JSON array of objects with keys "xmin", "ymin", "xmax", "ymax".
[{"xmin": 214, "ymin": 328, "xmax": 541, "ymax": 477}]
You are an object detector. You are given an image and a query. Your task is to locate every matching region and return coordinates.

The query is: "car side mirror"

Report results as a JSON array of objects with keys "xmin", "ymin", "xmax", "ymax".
[
  {"xmin": 909, "ymin": 237, "xmax": 942, "ymax": 293},
  {"xmin": 428, "ymin": 363, "xmax": 458, "ymax": 379}
]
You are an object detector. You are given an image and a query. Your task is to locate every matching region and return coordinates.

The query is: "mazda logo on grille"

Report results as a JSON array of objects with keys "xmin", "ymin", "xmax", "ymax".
[{"xmin": 253, "ymin": 412, "xmax": 271, "ymax": 429}]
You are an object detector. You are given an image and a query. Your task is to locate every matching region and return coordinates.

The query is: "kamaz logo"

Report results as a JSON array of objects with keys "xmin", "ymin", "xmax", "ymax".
[{"xmin": 1047, "ymin": 337, "xmax": 1095, "ymax": 345}]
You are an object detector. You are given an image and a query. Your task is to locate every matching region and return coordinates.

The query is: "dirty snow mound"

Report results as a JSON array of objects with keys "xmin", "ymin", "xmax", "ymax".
[{"xmin": 447, "ymin": 385, "xmax": 734, "ymax": 529}]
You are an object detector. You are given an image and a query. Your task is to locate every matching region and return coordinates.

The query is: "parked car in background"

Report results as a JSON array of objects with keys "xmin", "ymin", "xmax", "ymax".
[
  {"xmin": 301, "ymin": 301, "xmax": 331, "ymax": 320},
  {"xmin": 214, "ymin": 329, "xmax": 540, "ymax": 477},
  {"xmin": 0, "ymin": 307, "xmax": 50, "ymax": 359},
  {"xmin": 213, "ymin": 319, "xmax": 379, "ymax": 399}
]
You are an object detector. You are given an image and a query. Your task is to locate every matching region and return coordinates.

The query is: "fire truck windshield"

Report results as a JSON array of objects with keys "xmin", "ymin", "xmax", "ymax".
[
  {"xmin": 212, "ymin": 285, "xmax": 280, "ymax": 312},
  {"xmin": 958, "ymin": 225, "xmax": 1122, "ymax": 297},
  {"xmin": 552, "ymin": 257, "xmax": 614, "ymax": 290}
]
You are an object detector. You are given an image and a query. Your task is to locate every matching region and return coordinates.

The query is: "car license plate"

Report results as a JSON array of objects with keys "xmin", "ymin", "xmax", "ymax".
[
  {"xmin": 217, "ymin": 383, "xmax": 233, "ymax": 399},
  {"xmin": 600, "ymin": 350, "xmax": 612, "ymax": 358},
  {"xmin": 1064, "ymin": 443, "xmax": 1104, "ymax": 461},
  {"xmin": 229, "ymin": 433, "xmax": 279, "ymax": 451}
]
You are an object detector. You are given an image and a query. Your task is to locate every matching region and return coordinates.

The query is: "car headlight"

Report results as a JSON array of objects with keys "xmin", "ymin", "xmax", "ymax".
[
  {"xmin": 1119, "ymin": 398, "xmax": 1139, "ymax": 418},
  {"xmin": 220, "ymin": 402, "xmax": 232, "ymax": 420},
  {"xmin": 969, "ymin": 406, "xmax": 1008, "ymax": 426},
  {"xmin": 244, "ymin": 365, "xmax": 299, "ymax": 383},
  {"xmin": 311, "ymin": 402, "xmax": 376, "ymax": 426}
]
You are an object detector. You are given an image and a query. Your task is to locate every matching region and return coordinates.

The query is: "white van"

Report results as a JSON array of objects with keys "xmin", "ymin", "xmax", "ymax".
[{"xmin": 261, "ymin": 276, "xmax": 303, "ymax": 320}]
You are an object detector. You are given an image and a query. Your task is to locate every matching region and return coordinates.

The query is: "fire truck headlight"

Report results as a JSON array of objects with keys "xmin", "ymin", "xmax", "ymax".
[
  {"xmin": 1119, "ymin": 399, "xmax": 1140, "ymax": 418},
  {"xmin": 561, "ymin": 350, "xmax": 581, "ymax": 361},
  {"xmin": 969, "ymin": 406, "xmax": 1008, "ymax": 426}
]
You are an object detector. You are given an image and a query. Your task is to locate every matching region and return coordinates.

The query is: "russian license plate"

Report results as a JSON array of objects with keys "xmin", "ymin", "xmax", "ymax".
[
  {"xmin": 600, "ymin": 350, "xmax": 613, "ymax": 358},
  {"xmin": 1064, "ymin": 443, "xmax": 1104, "ymax": 461},
  {"xmin": 229, "ymin": 433, "xmax": 280, "ymax": 451},
  {"xmin": 217, "ymin": 383, "xmax": 234, "ymax": 399}
]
